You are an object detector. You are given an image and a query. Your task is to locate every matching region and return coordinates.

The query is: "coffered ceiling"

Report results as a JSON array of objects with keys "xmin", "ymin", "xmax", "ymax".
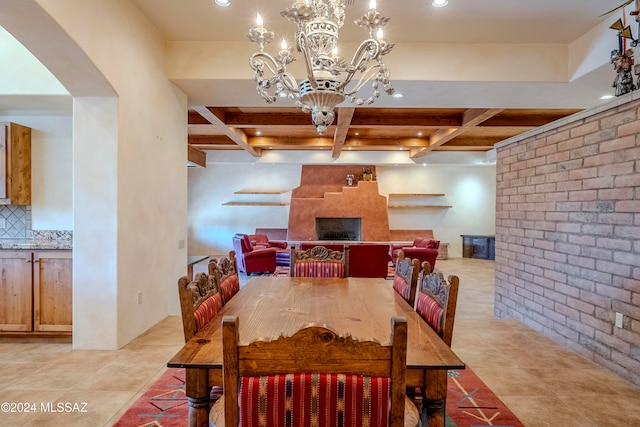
[{"xmin": 132, "ymin": 0, "xmax": 628, "ymax": 160}]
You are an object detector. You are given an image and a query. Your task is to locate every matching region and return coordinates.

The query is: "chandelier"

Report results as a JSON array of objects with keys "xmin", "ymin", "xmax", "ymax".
[{"xmin": 248, "ymin": 0, "xmax": 394, "ymax": 134}]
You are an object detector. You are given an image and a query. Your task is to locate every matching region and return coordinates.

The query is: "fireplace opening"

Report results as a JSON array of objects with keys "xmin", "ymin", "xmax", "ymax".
[{"xmin": 315, "ymin": 218, "xmax": 362, "ymax": 241}]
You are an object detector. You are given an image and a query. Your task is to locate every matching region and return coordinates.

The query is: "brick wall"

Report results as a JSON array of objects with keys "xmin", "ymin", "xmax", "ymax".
[{"xmin": 495, "ymin": 97, "xmax": 640, "ymax": 387}]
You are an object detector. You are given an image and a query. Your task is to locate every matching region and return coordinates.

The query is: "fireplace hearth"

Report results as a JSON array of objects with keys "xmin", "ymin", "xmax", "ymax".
[{"xmin": 316, "ymin": 218, "xmax": 361, "ymax": 241}]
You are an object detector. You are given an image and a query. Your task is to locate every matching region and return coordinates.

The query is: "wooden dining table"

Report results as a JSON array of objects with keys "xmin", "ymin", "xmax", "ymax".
[{"xmin": 168, "ymin": 276, "xmax": 465, "ymax": 427}]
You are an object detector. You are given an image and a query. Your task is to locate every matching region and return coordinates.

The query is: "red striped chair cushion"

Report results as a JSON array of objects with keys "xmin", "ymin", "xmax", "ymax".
[
  {"xmin": 415, "ymin": 293, "xmax": 444, "ymax": 334},
  {"xmin": 392, "ymin": 275, "xmax": 410, "ymax": 301},
  {"xmin": 220, "ymin": 274, "xmax": 240, "ymax": 304},
  {"xmin": 294, "ymin": 262, "xmax": 344, "ymax": 278},
  {"xmin": 239, "ymin": 373, "xmax": 391, "ymax": 427},
  {"xmin": 193, "ymin": 293, "xmax": 223, "ymax": 331}
]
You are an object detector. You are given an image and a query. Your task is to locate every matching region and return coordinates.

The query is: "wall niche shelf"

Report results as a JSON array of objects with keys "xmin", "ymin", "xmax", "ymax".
[
  {"xmin": 234, "ymin": 190, "xmax": 289, "ymax": 195},
  {"xmin": 387, "ymin": 193, "xmax": 451, "ymax": 209},
  {"xmin": 223, "ymin": 189, "xmax": 290, "ymax": 206},
  {"xmin": 222, "ymin": 201, "xmax": 288, "ymax": 206}
]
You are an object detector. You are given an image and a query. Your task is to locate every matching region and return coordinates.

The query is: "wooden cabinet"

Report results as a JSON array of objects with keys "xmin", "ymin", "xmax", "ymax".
[
  {"xmin": 0, "ymin": 251, "xmax": 33, "ymax": 332},
  {"xmin": 0, "ymin": 122, "xmax": 31, "ymax": 205},
  {"xmin": 0, "ymin": 250, "xmax": 72, "ymax": 334},
  {"xmin": 34, "ymin": 251, "xmax": 73, "ymax": 332}
]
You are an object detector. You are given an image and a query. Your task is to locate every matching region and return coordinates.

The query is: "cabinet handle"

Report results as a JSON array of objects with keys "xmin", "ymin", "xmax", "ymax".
[{"xmin": 26, "ymin": 260, "xmax": 32, "ymax": 263}]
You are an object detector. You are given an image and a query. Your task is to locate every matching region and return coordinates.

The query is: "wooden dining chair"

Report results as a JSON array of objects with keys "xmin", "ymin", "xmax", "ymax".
[
  {"xmin": 290, "ymin": 245, "xmax": 346, "ymax": 278},
  {"xmin": 209, "ymin": 315, "xmax": 420, "ymax": 427},
  {"xmin": 415, "ymin": 261, "xmax": 460, "ymax": 347},
  {"xmin": 209, "ymin": 251, "xmax": 239, "ymax": 304},
  {"xmin": 177, "ymin": 272, "xmax": 223, "ymax": 343},
  {"xmin": 392, "ymin": 250, "xmax": 421, "ymax": 307}
]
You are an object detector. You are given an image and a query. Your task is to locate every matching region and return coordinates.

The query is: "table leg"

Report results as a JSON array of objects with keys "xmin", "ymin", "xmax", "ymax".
[
  {"xmin": 422, "ymin": 369, "xmax": 447, "ymax": 427},
  {"xmin": 186, "ymin": 368, "xmax": 210, "ymax": 427}
]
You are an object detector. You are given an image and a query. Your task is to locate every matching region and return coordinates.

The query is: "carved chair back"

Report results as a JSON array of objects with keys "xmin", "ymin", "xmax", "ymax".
[
  {"xmin": 415, "ymin": 262, "xmax": 460, "ymax": 347},
  {"xmin": 392, "ymin": 250, "xmax": 421, "ymax": 307},
  {"xmin": 290, "ymin": 245, "xmax": 346, "ymax": 277},
  {"xmin": 177, "ymin": 271, "xmax": 222, "ymax": 342},
  {"xmin": 209, "ymin": 315, "xmax": 418, "ymax": 427},
  {"xmin": 209, "ymin": 251, "xmax": 239, "ymax": 304}
]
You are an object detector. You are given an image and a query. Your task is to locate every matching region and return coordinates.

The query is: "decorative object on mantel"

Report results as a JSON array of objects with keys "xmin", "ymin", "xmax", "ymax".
[
  {"xmin": 248, "ymin": 0, "xmax": 394, "ymax": 134},
  {"xmin": 346, "ymin": 173, "xmax": 354, "ymax": 186},
  {"xmin": 362, "ymin": 167, "xmax": 374, "ymax": 181}
]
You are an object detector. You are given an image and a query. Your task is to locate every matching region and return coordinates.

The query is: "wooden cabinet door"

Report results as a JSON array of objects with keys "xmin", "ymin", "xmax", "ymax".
[
  {"xmin": 0, "ymin": 122, "xmax": 31, "ymax": 205},
  {"xmin": 33, "ymin": 251, "xmax": 72, "ymax": 332},
  {"xmin": 0, "ymin": 251, "xmax": 33, "ymax": 332}
]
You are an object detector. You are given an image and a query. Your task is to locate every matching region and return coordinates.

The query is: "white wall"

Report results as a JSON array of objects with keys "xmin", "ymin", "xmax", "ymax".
[
  {"xmin": 378, "ymin": 165, "xmax": 496, "ymax": 257},
  {"xmin": 188, "ymin": 163, "xmax": 302, "ymax": 256},
  {"xmin": 30, "ymin": 0, "xmax": 188, "ymax": 348},
  {"xmin": 0, "ymin": 113, "xmax": 73, "ymax": 230},
  {"xmin": 188, "ymin": 160, "xmax": 496, "ymax": 258}
]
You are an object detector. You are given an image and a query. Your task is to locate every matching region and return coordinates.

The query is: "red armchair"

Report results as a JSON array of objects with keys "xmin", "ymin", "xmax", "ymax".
[
  {"xmin": 391, "ymin": 238, "xmax": 440, "ymax": 269},
  {"xmin": 247, "ymin": 233, "xmax": 289, "ymax": 266},
  {"xmin": 232, "ymin": 234, "xmax": 277, "ymax": 275}
]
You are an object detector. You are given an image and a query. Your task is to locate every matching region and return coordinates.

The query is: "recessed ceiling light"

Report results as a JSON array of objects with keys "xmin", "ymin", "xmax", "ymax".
[
  {"xmin": 417, "ymin": 131, "xmax": 423, "ymax": 137},
  {"xmin": 214, "ymin": 0, "xmax": 231, "ymax": 6},
  {"xmin": 432, "ymin": 0, "xmax": 448, "ymax": 7},
  {"xmin": 354, "ymin": 132, "xmax": 360, "ymax": 136},
  {"xmin": 600, "ymin": 94, "xmax": 615, "ymax": 100},
  {"xmin": 392, "ymin": 93, "xmax": 404, "ymax": 98},
  {"xmin": 255, "ymin": 130, "xmax": 262, "ymax": 136}
]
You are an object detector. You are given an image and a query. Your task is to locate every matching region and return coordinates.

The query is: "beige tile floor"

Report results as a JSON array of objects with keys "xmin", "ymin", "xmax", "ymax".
[{"xmin": 0, "ymin": 258, "xmax": 638, "ymax": 426}]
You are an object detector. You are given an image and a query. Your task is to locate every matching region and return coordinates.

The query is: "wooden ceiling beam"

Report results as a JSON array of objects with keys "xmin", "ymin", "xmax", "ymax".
[
  {"xmin": 332, "ymin": 108, "xmax": 355, "ymax": 159},
  {"xmin": 350, "ymin": 115, "xmax": 461, "ymax": 127},
  {"xmin": 187, "ymin": 145, "xmax": 206, "ymax": 167},
  {"xmin": 411, "ymin": 108, "xmax": 503, "ymax": 158},
  {"xmin": 191, "ymin": 106, "xmax": 261, "ymax": 157},
  {"xmin": 222, "ymin": 113, "xmax": 318, "ymax": 127},
  {"xmin": 462, "ymin": 108, "xmax": 504, "ymax": 127},
  {"xmin": 188, "ymin": 135, "xmax": 235, "ymax": 145},
  {"xmin": 480, "ymin": 112, "xmax": 580, "ymax": 127}
]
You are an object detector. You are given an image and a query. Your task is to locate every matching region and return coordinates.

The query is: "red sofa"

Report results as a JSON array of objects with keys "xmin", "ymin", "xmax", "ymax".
[
  {"xmin": 232, "ymin": 233, "xmax": 277, "ymax": 275},
  {"xmin": 391, "ymin": 238, "xmax": 440, "ymax": 269},
  {"xmin": 347, "ymin": 243, "xmax": 392, "ymax": 278}
]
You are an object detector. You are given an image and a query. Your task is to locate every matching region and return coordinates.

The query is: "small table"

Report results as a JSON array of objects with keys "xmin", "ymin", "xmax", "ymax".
[
  {"xmin": 186, "ymin": 255, "xmax": 209, "ymax": 281},
  {"xmin": 168, "ymin": 276, "xmax": 465, "ymax": 427}
]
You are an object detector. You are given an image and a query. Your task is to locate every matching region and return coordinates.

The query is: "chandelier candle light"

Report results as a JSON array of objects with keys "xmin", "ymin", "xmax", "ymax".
[{"xmin": 248, "ymin": 0, "xmax": 394, "ymax": 133}]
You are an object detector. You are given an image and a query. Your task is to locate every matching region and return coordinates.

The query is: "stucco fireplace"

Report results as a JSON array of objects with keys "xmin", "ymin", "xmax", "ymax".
[{"xmin": 287, "ymin": 165, "xmax": 390, "ymax": 242}]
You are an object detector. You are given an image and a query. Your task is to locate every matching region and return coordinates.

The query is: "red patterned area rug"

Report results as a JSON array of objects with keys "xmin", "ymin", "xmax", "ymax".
[
  {"xmin": 114, "ymin": 367, "xmax": 524, "ymax": 426},
  {"xmin": 445, "ymin": 368, "xmax": 525, "ymax": 427}
]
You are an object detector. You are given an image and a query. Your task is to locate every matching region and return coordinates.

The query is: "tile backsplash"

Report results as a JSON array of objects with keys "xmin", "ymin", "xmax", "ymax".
[
  {"xmin": 0, "ymin": 205, "xmax": 31, "ymax": 238},
  {"xmin": 0, "ymin": 206, "xmax": 72, "ymax": 240}
]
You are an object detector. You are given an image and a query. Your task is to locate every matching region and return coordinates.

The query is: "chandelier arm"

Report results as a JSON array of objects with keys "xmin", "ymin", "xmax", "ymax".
[
  {"xmin": 280, "ymin": 72, "xmax": 300, "ymax": 94},
  {"xmin": 298, "ymin": 33, "xmax": 318, "ymax": 88},
  {"xmin": 250, "ymin": 52, "xmax": 282, "ymax": 76},
  {"xmin": 250, "ymin": 52, "xmax": 301, "ymax": 102},
  {"xmin": 338, "ymin": 39, "xmax": 381, "ymax": 89},
  {"xmin": 342, "ymin": 63, "xmax": 384, "ymax": 95}
]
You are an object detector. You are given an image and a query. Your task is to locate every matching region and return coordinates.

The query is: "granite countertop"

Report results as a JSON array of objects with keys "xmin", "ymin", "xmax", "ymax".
[{"xmin": 0, "ymin": 238, "xmax": 72, "ymax": 250}]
